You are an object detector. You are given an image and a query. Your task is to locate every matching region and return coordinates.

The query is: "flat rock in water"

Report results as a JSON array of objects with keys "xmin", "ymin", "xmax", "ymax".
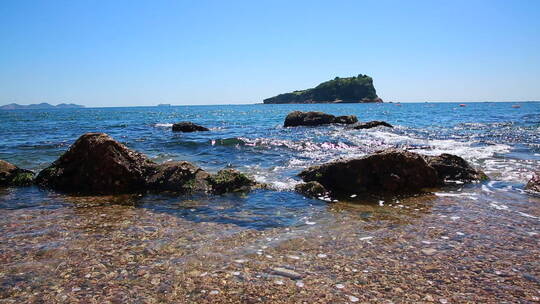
[
  {"xmin": 283, "ymin": 111, "xmax": 357, "ymax": 127},
  {"xmin": 172, "ymin": 122, "xmax": 209, "ymax": 132},
  {"xmin": 351, "ymin": 120, "xmax": 393, "ymax": 129}
]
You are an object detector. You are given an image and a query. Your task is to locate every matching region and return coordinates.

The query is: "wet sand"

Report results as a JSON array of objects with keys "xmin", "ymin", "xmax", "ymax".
[{"xmin": 1, "ymin": 190, "xmax": 539, "ymax": 303}]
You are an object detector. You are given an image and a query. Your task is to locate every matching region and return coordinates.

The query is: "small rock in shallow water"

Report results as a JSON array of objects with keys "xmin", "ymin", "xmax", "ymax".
[
  {"xmin": 422, "ymin": 248, "xmax": 437, "ymax": 256},
  {"xmin": 272, "ymin": 267, "xmax": 304, "ymax": 280}
]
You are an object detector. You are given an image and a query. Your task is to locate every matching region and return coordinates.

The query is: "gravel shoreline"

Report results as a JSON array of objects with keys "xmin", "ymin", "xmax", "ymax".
[{"xmin": 1, "ymin": 192, "xmax": 539, "ymax": 303}]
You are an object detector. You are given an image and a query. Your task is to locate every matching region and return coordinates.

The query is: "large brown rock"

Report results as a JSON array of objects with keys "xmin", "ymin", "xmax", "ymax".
[
  {"xmin": 0, "ymin": 160, "xmax": 34, "ymax": 187},
  {"xmin": 35, "ymin": 133, "xmax": 260, "ymax": 195},
  {"xmin": 283, "ymin": 111, "xmax": 358, "ymax": 127},
  {"xmin": 526, "ymin": 172, "xmax": 540, "ymax": 193},
  {"xmin": 299, "ymin": 150, "xmax": 488, "ymax": 198},
  {"xmin": 300, "ymin": 150, "xmax": 439, "ymax": 196},
  {"xmin": 36, "ymin": 133, "xmax": 155, "ymax": 194}
]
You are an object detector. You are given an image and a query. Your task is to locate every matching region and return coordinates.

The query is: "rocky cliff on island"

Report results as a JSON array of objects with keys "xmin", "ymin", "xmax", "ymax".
[{"xmin": 263, "ymin": 74, "xmax": 383, "ymax": 104}]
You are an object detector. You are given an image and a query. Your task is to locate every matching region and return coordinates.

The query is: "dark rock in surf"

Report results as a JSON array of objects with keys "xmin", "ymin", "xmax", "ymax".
[
  {"xmin": 424, "ymin": 153, "xmax": 488, "ymax": 182},
  {"xmin": 283, "ymin": 111, "xmax": 358, "ymax": 127},
  {"xmin": 172, "ymin": 122, "xmax": 209, "ymax": 132},
  {"xmin": 526, "ymin": 172, "xmax": 540, "ymax": 193},
  {"xmin": 295, "ymin": 181, "xmax": 328, "ymax": 198},
  {"xmin": 0, "ymin": 160, "xmax": 34, "ymax": 187},
  {"xmin": 299, "ymin": 149, "xmax": 488, "ymax": 199},
  {"xmin": 36, "ymin": 133, "xmax": 155, "ymax": 194},
  {"xmin": 351, "ymin": 121, "xmax": 394, "ymax": 129}
]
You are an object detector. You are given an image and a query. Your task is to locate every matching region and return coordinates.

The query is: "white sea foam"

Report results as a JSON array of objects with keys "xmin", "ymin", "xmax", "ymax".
[
  {"xmin": 154, "ymin": 123, "xmax": 173, "ymax": 127},
  {"xmin": 434, "ymin": 192, "xmax": 478, "ymax": 201},
  {"xmin": 489, "ymin": 202, "xmax": 509, "ymax": 210},
  {"xmin": 517, "ymin": 212, "xmax": 539, "ymax": 219}
]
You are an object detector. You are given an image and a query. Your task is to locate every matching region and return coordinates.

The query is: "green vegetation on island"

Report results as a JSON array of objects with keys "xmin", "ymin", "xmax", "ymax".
[{"xmin": 263, "ymin": 74, "xmax": 382, "ymax": 104}]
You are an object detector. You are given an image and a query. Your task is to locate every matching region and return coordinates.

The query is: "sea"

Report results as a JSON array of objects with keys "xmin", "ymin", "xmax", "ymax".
[
  {"xmin": 1, "ymin": 102, "xmax": 539, "ymax": 228},
  {"xmin": 1, "ymin": 102, "xmax": 540, "ymax": 302}
]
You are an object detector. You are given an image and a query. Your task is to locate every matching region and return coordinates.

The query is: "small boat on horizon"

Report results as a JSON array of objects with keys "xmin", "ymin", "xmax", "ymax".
[
  {"xmin": 512, "ymin": 104, "xmax": 521, "ymax": 108},
  {"xmin": 459, "ymin": 104, "xmax": 466, "ymax": 107}
]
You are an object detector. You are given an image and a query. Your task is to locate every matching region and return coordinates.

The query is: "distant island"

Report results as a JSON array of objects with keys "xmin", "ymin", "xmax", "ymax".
[
  {"xmin": 0, "ymin": 103, "xmax": 85, "ymax": 110},
  {"xmin": 263, "ymin": 74, "xmax": 383, "ymax": 104}
]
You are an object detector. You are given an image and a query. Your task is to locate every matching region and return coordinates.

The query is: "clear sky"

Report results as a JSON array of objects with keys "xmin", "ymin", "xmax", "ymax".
[{"xmin": 1, "ymin": 0, "xmax": 539, "ymax": 107}]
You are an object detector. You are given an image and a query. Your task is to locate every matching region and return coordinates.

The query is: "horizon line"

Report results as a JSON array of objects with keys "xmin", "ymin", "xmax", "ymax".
[{"xmin": 1, "ymin": 100, "xmax": 539, "ymax": 108}]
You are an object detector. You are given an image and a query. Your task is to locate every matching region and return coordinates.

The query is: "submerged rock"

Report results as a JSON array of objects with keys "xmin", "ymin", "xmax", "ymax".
[
  {"xmin": 207, "ymin": 169, "xmax": 260, "ymax": 194},
  {"xmin": 294, "ymin": 181, "xmax": 327, "ymax": 198},
  {"xmin": 299, "ymin": 149, "xmax": 487, "ymax": 198},
  {"xmin": 351, "ymin": 121, "xmax": 393, "ymax": 129},
  {"xmin": 526, "ymin": 172, "xmax": 540, "ymax": 192},
  {"xmin": 0, "ymin": 160, "xmax": 34, "ymax": 187},
  {"xmin": 36, "ymin": 133, "xmax": 154, "ymax": 194},
  {"xmin": 271, "ymin": 267, "xmax": 304, "ymax": 280},
  {"xmin": 172, "ymin": 122, "xmax": 209, "ymax": 132},
  {"xmin": 36, "ymin": 132, "xmax": 258, "ymax": 195},
  {"xmin": 424, "ymin": 153, "xmax": 488, "ymax": 182},
  {"xmin": 283, "ymin": 111, "xmax": 358, "ymax": 127}
]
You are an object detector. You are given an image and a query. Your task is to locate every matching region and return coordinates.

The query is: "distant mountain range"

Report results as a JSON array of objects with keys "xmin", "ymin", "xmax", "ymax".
[{"xmin": 0, "ymin": 103, "xmax": 85, "ymax": 110}]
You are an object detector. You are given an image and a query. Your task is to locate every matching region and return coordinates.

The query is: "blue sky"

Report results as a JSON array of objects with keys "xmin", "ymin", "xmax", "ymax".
[{"xmin": 1, "ymin": 0, "xmax": 539, "ymax": 106}]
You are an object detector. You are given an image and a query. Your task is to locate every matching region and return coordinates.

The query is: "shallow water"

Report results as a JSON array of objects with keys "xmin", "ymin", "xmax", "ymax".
[{"xmin": 1, "ymin": 102, "xmax": 539, "ymax": 302}]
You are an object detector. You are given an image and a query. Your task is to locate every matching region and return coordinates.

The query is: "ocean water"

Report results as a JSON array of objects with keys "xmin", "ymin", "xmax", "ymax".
[{"xmin": 0, "ymin": 102, "xmax": 539, "ymax": 229}]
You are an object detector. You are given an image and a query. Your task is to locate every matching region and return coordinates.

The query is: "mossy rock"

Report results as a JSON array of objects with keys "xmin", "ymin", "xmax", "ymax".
[
  {"xmin": 11, "ymin": 171, "xmax": 35, "ymax": 186},
  {"xmin": 207, "ymin": 169, "xmax": 258, "ymax": 194},
  {"xmin": 295, "ymin": 181, "xmax": 327, "ymax": 198},
  {"xmin": 0, "ymin": 160, "xmax": 34, "ymax": 187}
]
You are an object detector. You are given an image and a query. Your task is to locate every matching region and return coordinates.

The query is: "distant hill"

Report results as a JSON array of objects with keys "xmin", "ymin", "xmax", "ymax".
[
  {"xmin": 0, "ymin": 103, "xmax": 85, "ymax": 110},
  {"xmin": 263, "ymin": 74, "xmax": 383, "ymax": 104}
]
